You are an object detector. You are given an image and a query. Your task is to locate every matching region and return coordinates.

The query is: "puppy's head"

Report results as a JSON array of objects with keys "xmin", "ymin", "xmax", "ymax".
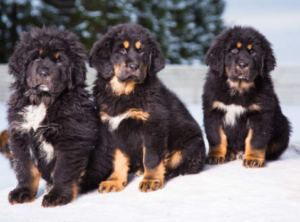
[
  {"xmin": 205, "ymin": 26, "xmax": 276, "ymax": 85},
  {"xmin": 89, "ymin": 24, "xmax": 165, "ymax": 83},
  {"xmin": 9, "ymin": 27, "xmax": 87, "ymax": 102}
]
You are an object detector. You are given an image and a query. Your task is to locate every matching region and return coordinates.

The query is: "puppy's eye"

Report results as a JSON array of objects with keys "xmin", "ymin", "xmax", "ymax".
[
  {"xmin": 119, "ymin": 48, "xmax": 127, "ymax": 55},
  {"xmin": 231, "ymin": 48, "xmax": 239, "ymax": 54},
  {"xmin": 249, "ymin": 49, "xmax": 255, "ymax": 55},
  {"xmin": 56, "ymin": 58, "xmax": 61, "ymax": 63},
  {"xmin": 137, "ymin": 48, "xmax": 143, "ymax": 53}
]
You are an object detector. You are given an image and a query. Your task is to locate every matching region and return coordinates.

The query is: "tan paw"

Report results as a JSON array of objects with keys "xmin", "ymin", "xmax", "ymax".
[
  {"xmin": 8, "ymin": 188, "xmax": 36, "ymax": 205},
  {"xmin": 243, "ymin": 158, "xmax": 264, "ymax": 168},
  {"xmin": 139, "ymin": 179, "xmax": 163, "ymax": 193},
  {"xmin": 205, "ymin": 154, "xmax": 226, "ymax": 165},
  {"xmin": 99, "ymin": 180, "xmax": 126, "ymax": 193}
]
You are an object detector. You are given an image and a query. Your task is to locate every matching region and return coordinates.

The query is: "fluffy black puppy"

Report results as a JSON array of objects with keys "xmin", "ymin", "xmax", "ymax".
[
  {"xmin": 90, "ymin": 24, "xmax": 206, "ymax": 193},
  {"xmin": 203, "ymin": 26, "xmax": 291, "ymax": 168},
  {"xmin": 7, "ymin": 27, "xmax": 111, "ymax": 207}
]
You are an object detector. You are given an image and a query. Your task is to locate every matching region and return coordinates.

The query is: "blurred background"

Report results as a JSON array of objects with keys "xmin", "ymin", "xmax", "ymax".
[{"xmin": 0, "ymin": 0, "xmax": 225, "ymax": 64}]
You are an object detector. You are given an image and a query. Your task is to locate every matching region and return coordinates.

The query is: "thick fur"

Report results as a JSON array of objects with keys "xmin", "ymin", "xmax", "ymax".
[
  {"xmin": 203, "ymin": 26, "xmax": 291, "ymax": 167},
  {"xmin": 90, "ymin": 24, "xmax": 205, "ymax": 193},
  {"xmin": 7, "ymin": 27, "xmax": 111, "ymax": 207}
]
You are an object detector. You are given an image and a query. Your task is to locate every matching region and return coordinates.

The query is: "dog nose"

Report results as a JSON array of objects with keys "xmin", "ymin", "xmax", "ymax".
[
  {"xmin": 39, "ymin": 69, "xmax": 49, "ymax": 78},
  {"xmin": 127, "ymin": 63, "xmax": 139, "ymax": 71},
  {"xmin": 238, "ymin": 62, "xmax": 248, "ymax": 69}
]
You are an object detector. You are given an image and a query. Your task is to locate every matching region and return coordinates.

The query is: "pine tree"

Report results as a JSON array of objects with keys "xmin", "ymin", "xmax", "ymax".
[
  {"xmin": 0, "ymin": 0, "xmax": 41, "ymax": 63},
  {"xmin": 0, "ymin": 0, "xmax": 225, "ymax": 64}
]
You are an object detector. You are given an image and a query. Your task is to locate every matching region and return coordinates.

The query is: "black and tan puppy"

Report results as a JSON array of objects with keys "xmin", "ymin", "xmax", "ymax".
[
  {"xmin": 90, "ymin": 24, "xmax": 206, "ymax": 193},
  {"xmin": 7, "ymin": 27, "xmax": 111, "ymax": 207},
  {"xmin": 203, "ymin": 26, "xmax": 291, "ymax": 168}
]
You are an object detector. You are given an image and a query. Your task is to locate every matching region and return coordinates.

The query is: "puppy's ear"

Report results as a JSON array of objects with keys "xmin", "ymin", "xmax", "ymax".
[
  {"xmin": 149, "ymin": 36, "xmax": 165, "ymax": 75},
  {"xmin": 8, "ymin": 32, "xmax": 32, "ymax": 85},
  {"xmin": 70, "ymin": 46, "xmax": 87, "ymax": 88},
  {"xmin": 89, "ymin": 35, "xmax": 114, "ymax": 79},
  {"xmin": 60, "ymin": 30, "xmax": 87, "ymax": 89},
  {"xmin": 261, "ymin": 40, "xmax": 276, "ymax": 75},
  {"xmin": 204, "ymin": 40, "xmax": 225, "ymax": 75}
]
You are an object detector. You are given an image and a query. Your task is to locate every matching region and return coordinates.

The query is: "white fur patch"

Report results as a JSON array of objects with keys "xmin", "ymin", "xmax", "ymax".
[
  {"xmin": 103, "ymin": 111, "xmax": 133, "ymax": 131},
  {"xmin": 40, "ymin": 141, "xmax": 54, "ymax": 163},
  {"xmin": 39, "ymin": 84, "xmax": 49, "ymax": 91},
  {"xmin": 20, "ymin": 103, "xmax": 47, "ymax": 132},
  {"xmin": 212, "ymin": 101, "xmax": 247, "ymax": 126}
]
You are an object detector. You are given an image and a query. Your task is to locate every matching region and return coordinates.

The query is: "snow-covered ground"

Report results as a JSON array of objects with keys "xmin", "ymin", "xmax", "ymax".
[{"xmin": 0, "ymin": 102, "xmax": 299, "ymax": 222}]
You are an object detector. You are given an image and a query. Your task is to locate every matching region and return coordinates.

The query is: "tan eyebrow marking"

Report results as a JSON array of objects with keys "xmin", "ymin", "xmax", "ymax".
[
  {"xmin": 135, "ymin": 41, "xmax": 141, "ymax": 49},
  {"xmin": 55, "ymin": 52, "xmax": 59, "ymax": 59},
  {"xmin": 237, "ymin": 42, "xmax": 242, "ymax": 48},
  {"xmin": 123, "ymin": 41, "xmax": 129, "ymax": 49},
  {"xmin": 247, "ymin": 44, "xmax": 252, "ymax": 50},
  {"xmin": 39, "ymin": 49, "xmax": 43, "ymax": 55}
]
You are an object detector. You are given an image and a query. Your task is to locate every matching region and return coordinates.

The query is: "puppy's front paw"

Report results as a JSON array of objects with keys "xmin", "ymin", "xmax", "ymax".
[
  {"xmin": 99, "ymin": 180, "xmax": 126, "ymax": 193},
  {"xmin": 205, "ymin": 155, "xmax": 225, "ymax": 165},
  {"xmin": 139, "ymin": 179, "xmax": 163, "ymax": 193},
  {"xmin": 243, "ymin": 158, "xmax": 264, "ymax": 168},
  {"xmin": 42, "ymin": 193, "xmax": 72, "ymax": 208},
  {"xmin": 8, "ymin": 188, "xmax": 36, "ymax": 205}
]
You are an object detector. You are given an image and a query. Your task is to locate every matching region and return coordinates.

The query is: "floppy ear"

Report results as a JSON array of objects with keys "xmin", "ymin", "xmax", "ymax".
[
  {"xmin": 56, "ymin": 29, "xmax": 87, "ymax": 89},
  {"xmin": 262, "ymin": 41, "xmax": 276, "ymax": 74},
  {"xmin": 8, "ymin": 32, "xmax": 32, "ymax": 86},
  {"xmin": 148, "ymin": 35, "xmax": 165, "ymax": 75},
  {"xmin": 204, "ymin": 39, "xmax": 225, "ymax": 75},
  {"xmin": 69, "ymin": 44, "xmax": 87, "ymax": 88},
  {"xmin": 89, "ymin": 35, "xmax": 114, "ymax": 79}
]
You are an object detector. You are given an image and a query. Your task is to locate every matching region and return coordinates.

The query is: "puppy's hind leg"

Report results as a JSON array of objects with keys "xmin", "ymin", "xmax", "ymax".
[
  {"xmin": 266, "ymin": 111, "xmax": 291, "ymax": 160},
  {"xmin": 164, "ymin": 136, "xmax": 206, "ymax": 180}
]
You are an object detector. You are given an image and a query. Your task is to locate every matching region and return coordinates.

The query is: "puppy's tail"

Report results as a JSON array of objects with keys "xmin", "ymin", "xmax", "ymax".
[{"xmin": 0, "ymin": 130, "xmax": 13, "ymax": 166}]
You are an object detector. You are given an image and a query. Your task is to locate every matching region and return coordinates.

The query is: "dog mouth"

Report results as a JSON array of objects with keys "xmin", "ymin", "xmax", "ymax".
[
  {"xmin": 39, "ymin": 84, "xmax": 49, "ymax": 91},
  {"xmin": 237, "ymin": 75, "xmax": 250, "ymax": 81},
  {"xmin": 118, "ymin": 75, "xmax": 140, "ymax": 83}
]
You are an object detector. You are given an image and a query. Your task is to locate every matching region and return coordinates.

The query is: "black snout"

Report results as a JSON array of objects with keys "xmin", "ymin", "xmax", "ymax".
[
  {"xmin": 39, "ymin": 69, "xmax": 49, "ymax": 78},
  {"xmin": 238, "ymin": 62, "xmax": 248, "ymax": 69},
  {"xmin": 127, "ymin": 63, "xmax": 139, "ymax": 71}
]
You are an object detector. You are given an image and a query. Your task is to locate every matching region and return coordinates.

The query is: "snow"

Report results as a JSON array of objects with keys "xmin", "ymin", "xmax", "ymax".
[{"xmin": 0, "ymin": 102, "xmax": 299, "ymax": 222}]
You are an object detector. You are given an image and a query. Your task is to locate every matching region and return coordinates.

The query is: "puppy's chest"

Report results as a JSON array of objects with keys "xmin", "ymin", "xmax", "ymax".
[
  {"xmin": 99, "ymin": 106, "xmax": 149, "ymax": 132},
  {"xmin": 20, "ymin": 103, "xmax": 47, "ymax": 132},
  {"xmin": 212, "ymin": 101, "xmax": 261, "ymax": 126},
  {"xmin": 17, "ymin": 103, "xmax": 55, "ymax": 164}
]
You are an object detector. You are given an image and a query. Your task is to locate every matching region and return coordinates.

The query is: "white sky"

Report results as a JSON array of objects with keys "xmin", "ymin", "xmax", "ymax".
[{"xmin": 222, "ymin": 0, "xmax": 300, "ymax": 66}]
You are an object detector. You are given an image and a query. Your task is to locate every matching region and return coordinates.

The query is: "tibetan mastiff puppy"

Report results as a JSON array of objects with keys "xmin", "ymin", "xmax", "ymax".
[
  {"xmin": 203, "ymin": 26, "xmax": 291, "ymax": 168},
  {"xmin": 89, "ymin": 24, "xmax": 206, "ymax": 193},
  {"xmin": 7, "ymin": 27, "xmax": 111, "ymax": 207}
]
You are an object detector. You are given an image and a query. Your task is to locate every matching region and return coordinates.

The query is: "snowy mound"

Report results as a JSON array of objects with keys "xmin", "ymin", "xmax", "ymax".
[{"xmin": 0, "ymin": 143, "xmax": 299, "ymax": 222}]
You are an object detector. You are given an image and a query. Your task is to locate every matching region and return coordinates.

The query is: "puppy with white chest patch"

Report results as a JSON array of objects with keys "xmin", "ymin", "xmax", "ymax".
[
  {"xmin": 7, "ymin": 27, "xmax": 112, "ymax": 207},
  {"xmin": 203, "ymin": 26, "xmax": 291, "ymax": 168},
  {"xmin": 90, "ymin": 24, "xmax": 206, "ymax": 193}
]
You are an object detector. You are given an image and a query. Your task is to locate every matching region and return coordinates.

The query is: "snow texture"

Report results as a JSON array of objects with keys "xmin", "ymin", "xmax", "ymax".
[{"xmin": 0, "ymin": 102, "xmax": 299, "ymax": 222}]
